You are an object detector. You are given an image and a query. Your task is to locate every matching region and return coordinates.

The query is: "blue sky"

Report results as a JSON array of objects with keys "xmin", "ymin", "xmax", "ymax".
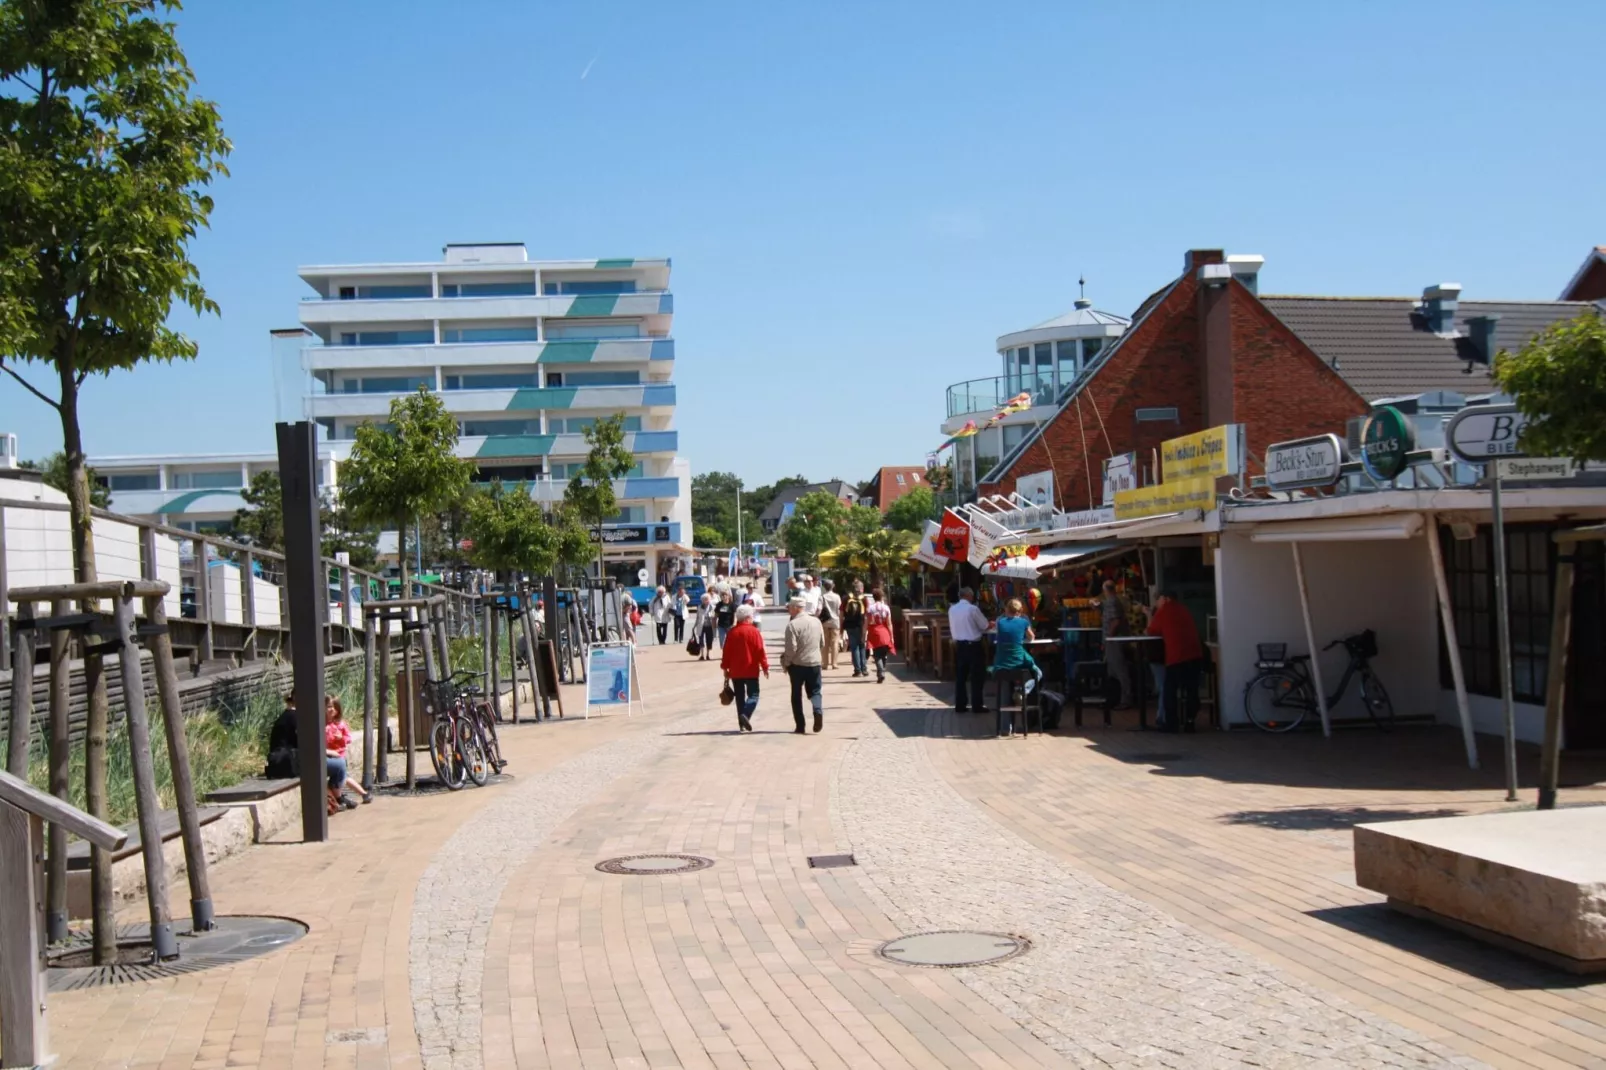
[{"xmin": 4, "ymin": 1, "xmax": 1602, "ymax": 486}]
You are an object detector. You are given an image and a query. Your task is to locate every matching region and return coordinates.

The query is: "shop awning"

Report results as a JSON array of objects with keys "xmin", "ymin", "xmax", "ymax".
[
  {"xmin": 1246, "ymin": 514, "xmax": 1424, "ymax": 543},
  {"xmin": 1035, "ymin": 508, "xmax": 1208, "ymax": 544},
  {"xmin": 817, "ymin": 544, "xmax": 849, "ymax": 567},
  {"xmin": 982, "ymin": 541, "xmax": 1120, "ymax": 579}
]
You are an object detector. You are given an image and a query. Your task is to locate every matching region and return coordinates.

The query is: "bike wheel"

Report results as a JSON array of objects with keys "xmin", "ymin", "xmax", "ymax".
[
  {"xmin": 458, "ymin": 719, "xmax": 491, "ymax": 787},
  {"xmin": 429, "ymin": 718, "xmax": 466, "ymax": 790},
  {"xmin": 1361, "ymin": 670, "xmax": 1395, "ymax": 730},
  {"xmin": 476, "ymin": 706, "xmax": 506, "ymax": 770},
  {"xmin": 1244, "ymin": 671, "xmax": 1309, "ymax": 732}
]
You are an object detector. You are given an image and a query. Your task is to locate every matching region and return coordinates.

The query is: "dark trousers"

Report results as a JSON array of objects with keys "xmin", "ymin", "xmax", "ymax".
[
  {"xmin": 872, "ymin": 645, "xmax": 890, "ymax": 679},
  {"xmin": 732, "ymin": 676, "xmax": 760, "ymax": 721},
  {"xmin": 845, "ymin": 625, "xmax": 867, "ymax": 674},
  {"xmin": 656, "ymin": 622, "xmax": 668, "ymax": 644},
  {"xmin": 1161, "ymin": 657, "xmax": 1202, "ymax": 731},
  {"xmin": 673, "ymin": 614, "xmax": 685, "ymax": 641},
  {"xmin": 954, "ymin": 640, "xmax": 986, "ymax": 711},
  {"xmin": 787, "ymin": 665, "xmax": 822, "ymax": 730}
]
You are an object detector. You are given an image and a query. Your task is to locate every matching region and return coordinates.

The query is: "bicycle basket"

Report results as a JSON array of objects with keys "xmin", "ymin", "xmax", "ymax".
[
  {"xmin": 1345, "ymin": 630, "xmax": 1378, "ymax": 659},
  {"xmin": 1256, "ymin": 643, "xmax": 1287, "ymax": 662}
]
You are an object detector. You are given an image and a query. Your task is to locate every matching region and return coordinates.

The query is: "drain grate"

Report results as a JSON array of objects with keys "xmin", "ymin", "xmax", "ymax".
[
  {"xmin": 377, "ymin": 772, "xmax": 513, "ymax": 796},
  {"xmin": 48, "ymin": 915, "xmax": 308, "ymax": 991},
  {"xmin": 596, "ymin": 854, "xmax": 714, "ymax": 875},
  {"xmin": 808, "ymin": 854, "xmax": 857, "ymax": 869},
  {"xmin": 876, "ymin": 930, "xmax": 1030, "ymax": 968}
]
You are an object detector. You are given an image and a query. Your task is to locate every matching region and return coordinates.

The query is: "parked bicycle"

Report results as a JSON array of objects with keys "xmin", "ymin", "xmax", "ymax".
[
  {"xmin": 425, "ymin": 669, "xmax": 505, "ymax": 790},
  {"xmin": 1243, "ymin": 629, "xmax": 1394, "ymax": 732}
]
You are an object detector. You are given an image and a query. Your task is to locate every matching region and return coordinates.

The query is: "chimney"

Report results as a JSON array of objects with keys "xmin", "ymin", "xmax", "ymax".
[
  {"xmin": 1183, "ymin": 249, "xmax": 1225, "ymax": 274},
  {"xmin": 1226, "ymin": 254, "xmax": 1264, "ymax": 295},
  {"xmin": 1422, "ymin": 283, "xmax": 1462, "ymax": 335},
  {"xmin": 1464, "ymin": 314, "xmax": 1501, "ymax": 365}
]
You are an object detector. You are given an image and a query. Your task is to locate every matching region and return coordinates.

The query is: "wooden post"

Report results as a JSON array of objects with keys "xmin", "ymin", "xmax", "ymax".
[
  {"xmin": 1426, "ymin": 515, "xmax": 1480, "ymax": 770},
  {"xmin": 362, "ymin": 613, "xmax": 377, "ymax": 793},
  {"xmin": 1538, "ymin": 550, "xmax": 1577, "ymax": 810},
  {"xmin": 83, "ymin": 639, "xmax": 114, "ymax": 963},
  {"xmin": 193, "ymin": 537, "xmax": 214, "ymax": 664},
  {"xmin": 45, "ymin": 599, "xmax": 70, "ymax": 944},
  {"xmin": 0, "ymin": 804, "xmax": 47, "ymax": 1068},
  {"xmin": 0, "ymin": 504, "xmax": 9, "ymax": 675},
  {"xmin": 111, "ymin": 593, "xmax": 177, "ymax": 960},
  {"xmin": 1288, "ymin": 543, "xmax": 1331, "ymax": 738},
  {"xmin": 523, "ymin": 595, "xmax": 549, "ymax": 719},
  {"xmin": 433, "ymin": 600, "xmax": 453, "ymax": 683},
  {"xmin": 376, "ymin": 612, "xmax": 391, "ymax": 786},
  {"xmin": 277, "ymin": 421, "xmax": 329, "ymax": 843},
  {"xmin": 5, "ymin": 600, "xmax": 35, "ymax": 777},
  {"xmin": 488, "ymin": 602, "xmax": 501, "ymax": 724},
  {"xmin": 241, "ymin": 550, "xmax": 258, "ymax": 661},
  {"xmin": 480, "ymin": 599, "xmax": 492, "ymax": 682},
  {"xmin": 419, "ymin": 605, "xmax": 439, "ymax": 683},
  {"xmin": 402, "ymin": 619, "xmax": 417, "ymax": 791},
  {"xmin": 506, "ymin": 600, "xmax": 520, "ymax": 725},
  {"xmin": 142, "ymin": 592, "xmax": 215, "ymax": 931}
]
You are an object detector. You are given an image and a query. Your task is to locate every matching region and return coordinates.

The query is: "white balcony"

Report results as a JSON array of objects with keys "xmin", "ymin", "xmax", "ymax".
[
  {"xmin": 298, "ymin": 291, "xmax": 673, "ymax": 327},
  {"xmin": 300, "ymin": 337, "xmax": 675, "ymax": 371}
]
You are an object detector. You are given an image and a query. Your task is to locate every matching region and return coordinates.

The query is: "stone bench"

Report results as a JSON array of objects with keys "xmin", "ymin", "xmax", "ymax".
[
  {"xmin": 1355, "ymin": 807, "xmax": 1606, "ymax": 973},
  {"xmin": 205, "ymin": 777, "xmax": 302, "ymax": 844}
]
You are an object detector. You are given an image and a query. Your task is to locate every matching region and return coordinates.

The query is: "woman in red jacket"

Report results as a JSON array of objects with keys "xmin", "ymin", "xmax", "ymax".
[
  {"xmin": 865, "ymin": 590, "xmax": 896, "ymax": 684},
  {"xmin": 720, "ymin": 604, "xmax": 770, "ymax": 732}
]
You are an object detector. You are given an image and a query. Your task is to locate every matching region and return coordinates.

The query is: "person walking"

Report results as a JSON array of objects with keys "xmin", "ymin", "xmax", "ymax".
[
  {"xmin": 799, "ymin": 574, "xmax": 822, "ymax": 616},
  {"xmin": 720, "ymin": 604, "xmax": 769, "ymax": 732},
  {"xmin": 1100, "ymin": 579, "xmax": 1130, "ymax": 708},
  {"xmin": 841, "ymin": 586, "xmax": 868, "ymax": 676},
  {"xmin": 671, "ymin": 586, "xmax": 688, "ymax": 642},
  {"xmin": 865, "ymin": 589, "xmax": 896, "ymax": 683},
  {"xmin": 948, "ymin": 586, "xmax": 990, "ymax": 714},
  {"xmin": 781, "ymin": 597, "xmax": 825, "ymax": 733},
  {"xmin": 694, "ymin": 592, "xmax": 716, "ymax": 661},
  {"xmin": 991, "ymin": 599, "xmax": 1040, "ymax": 737},
  {"xmin": 818, "ymin": 578, "xmax": 842, "ymax": 670},
  {"xmin": 649, "ymin": 586, "xmax": 672, "ymax": 645},
  {"xmin": 747, "ymin": 584, "xmax": 764, "ymax": 629},
  {"xmin": 1141, "ymin": 590, "xmax": 1204, "ymax": 733},
  {"xmin": 715, "ymin": 591, "xmax": 737, "ymax": 650}
]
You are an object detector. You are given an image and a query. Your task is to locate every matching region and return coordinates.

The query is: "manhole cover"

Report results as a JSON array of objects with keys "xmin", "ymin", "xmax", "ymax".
[
  {"xmin": 876, "ymin": 930, "xmax": 1030, "ymax": 968},
  {"xmin": 47, "ymin": 915, "xmax": 308, "ymax": 991},
  {"xmin": 377, "ymin": 773, "xmax": 513, "ymax": 796},
  {"xmin": 595, "ymin": 854, "xmax": 714, "ymax": 875},
  {"xmin": 808, "ymin": 854, "xmax": 857, "ymax": 869}
]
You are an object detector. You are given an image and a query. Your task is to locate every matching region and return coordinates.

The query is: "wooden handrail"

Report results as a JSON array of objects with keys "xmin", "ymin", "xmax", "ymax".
[
  {"xmin": 8, "ymin": 579, "xmax": 171, "ymax": 603},
  {"xmin": 0, "ymin": 770, "xmax": 126, "ymax": 850}
]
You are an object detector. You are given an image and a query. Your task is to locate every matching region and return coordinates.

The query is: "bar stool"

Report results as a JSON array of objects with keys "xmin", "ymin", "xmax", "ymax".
[{"xmin": 992, "ymin": 668, "xmax": 1040, "ymax": 738}]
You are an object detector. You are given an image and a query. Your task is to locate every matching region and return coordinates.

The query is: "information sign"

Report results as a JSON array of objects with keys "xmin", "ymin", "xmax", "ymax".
[
  {"xmin": 1446, "ymin": 404, "xmax": 1529, "ymax": 464},
  {"xmin": 1102, "ymin": 453, "xmax": 1137, "ymax": 505},
  {"xmin": 1160, "ymin": 425, "xmax": 1243, "ymax": 483},
  {"xmin": 584, "ymin": 642, "xmax": 639, "ymax": 718},
  {"xmin": 1264, "ymin": 434, "xmax": 1345, "ymax": 491},
  {"xmin": 1112, "ymin": 475, "xmax": 1218, "ymax": 520},
  {"xmin": 1497, "ymin": 457, "xmax": 1576, "ymax": 481}
]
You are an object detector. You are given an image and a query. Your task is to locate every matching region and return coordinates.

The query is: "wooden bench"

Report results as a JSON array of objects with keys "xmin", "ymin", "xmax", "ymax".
[
  {"xmin": 204, "ymin": 777, "xmax": 298, "ymax": 804},
  {"xmin": 65, "ymin": 806, "xmax": 230, "ymax": 870}
]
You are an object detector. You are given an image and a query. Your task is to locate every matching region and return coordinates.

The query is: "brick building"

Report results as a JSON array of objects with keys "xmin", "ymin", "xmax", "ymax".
[
  {"xmin": 1560, "ymin": 246, "xmax": 1606, "ymax": 302},
  {"xmin": 978, "ymin": 249, "xmax": 1369, "ymax": 509},
  {"xmin": 862, "ymin": 466, "xmax": 928, "ymax": 512}
]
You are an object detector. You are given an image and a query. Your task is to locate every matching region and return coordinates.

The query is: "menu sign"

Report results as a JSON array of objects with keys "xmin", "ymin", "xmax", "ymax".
[
  {"xmin": 1264, "ymin": 434, "xmax": 1345, "ymax": 491},
  {"xmin": 1160, "ymin": 425, "xmax": 1243, "ymax": 483},
  {"xmin": 1112, "ymin": 475, "xmax": 1218, "ymax": 520}
]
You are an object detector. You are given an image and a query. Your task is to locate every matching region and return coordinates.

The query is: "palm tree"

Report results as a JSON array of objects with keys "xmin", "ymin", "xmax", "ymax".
[{"xmin": 838, "ymin": 527, "xmax": 918, "ymax": 591}]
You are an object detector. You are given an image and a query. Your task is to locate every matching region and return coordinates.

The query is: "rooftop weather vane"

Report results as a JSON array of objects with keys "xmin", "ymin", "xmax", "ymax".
[{"xmin": 1078, "ymin": 275, "xmax": 1086, "ymax": 300}]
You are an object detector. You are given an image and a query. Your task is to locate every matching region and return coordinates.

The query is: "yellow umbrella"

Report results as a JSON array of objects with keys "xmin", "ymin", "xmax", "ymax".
[{"xmin": 817, "ymin": 543, "xmax": 850, "ymax": 568}]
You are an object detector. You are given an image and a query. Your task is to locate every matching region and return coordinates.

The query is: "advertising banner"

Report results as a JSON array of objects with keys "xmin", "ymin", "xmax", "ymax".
[
  {"xmin": 967, "ymin": 523, "xmax": 997, "ymax": 569},
  {"xmin": 585, "ymin": 642, "xmax": 637, "ymax": 717},
  {"xmin": 911, "ymin": 519, "xmax": 950, "ymax": 568},
  {"xmin": 935, "ymin": 509, "xmax": 972, "ymax": 563},
  {"xmin": 1015, "ymin": 470, "xmax": 1054, "ymax": 508},
  {"xmin": 1160, "ymin": 425, "xmax": 1243, "ymax": 483},
  {"xmin": 1264, "ymin": 433, "xmax": 1345, "ymax": 491},
  {"xmin": 1445, "ymin": 404, "xmax": 1528, "ymax": 463},
  {"xmin": 1113, "ymin": 475, "xmax": 1218, "ymax": 520},
  {"xmin": 1102, "ymin": 453, "xmax": 1137, "ymax": 505}
]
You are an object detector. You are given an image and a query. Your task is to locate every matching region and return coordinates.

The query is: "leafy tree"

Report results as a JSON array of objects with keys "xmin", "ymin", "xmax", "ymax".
[
  {"xmin": 885, "ymin": 485, "xmax": 937, "ymax": 532},
  {"xmin": 843, "ymin": 504, "xmax": 884, "ymax": 539},
  {"xmin": 1493, "ymin": 311, "xmax": 1606, "ymax": 462},
  {"xmin": 779, "ymin": 489, "xmax": 848, "ymax": 566},
  {"xmin": 550, "ymin": 503, "xmax": 597, "ymax": 574},
  {"xmin": 320, "ymin": 495, "xmax": 379, "ymax": 572},
  {"xmin": 339, "ymin": 388, "xmax": 471, "ymax": 597},
  {"xmin": 690, "ymin": 469, "xmax": 759, "ymax": 545},
  {"xmin": 563, "ymin": 412, "xmax": 636, "ymax": 574},
  {"xmin": 693, "ymin": 523, "xmax": 725, "ymax": 548},
  {"xmin": 461, "ymin": 481, "xmax": 559, "ymax": 578},
  {"xmin": 749, "ymin": 474, "xmax": 810, "ymax": 515},
  {"xmin": 0, "ymin": 0, "xmax": 230, "ymax": 589},
  {"xmin": 22, "ymin": 451, "xmax": 110, "ymax": 507},
  {"xmin": 839, "ymin": 527, "xmax": 918, "ymax": 590},
  {"xmin": 229, "ymin": 470, "xmax": 376, "ymax": 571}
]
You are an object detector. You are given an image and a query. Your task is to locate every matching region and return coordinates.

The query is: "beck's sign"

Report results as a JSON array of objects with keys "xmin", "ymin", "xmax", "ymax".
[
  {"xmin": 1445, "ymin": 404, "xmax": 1529, "ymax": 464},
  {"xmin": 1264, "ymin": 434, "xmax": 1345, "ymax": 491}
]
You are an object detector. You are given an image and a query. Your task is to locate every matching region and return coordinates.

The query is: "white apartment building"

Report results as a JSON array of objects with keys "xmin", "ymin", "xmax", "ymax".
[{"xmin": 92, "ymin": 242, "xmax": 693, "ymax": 591}]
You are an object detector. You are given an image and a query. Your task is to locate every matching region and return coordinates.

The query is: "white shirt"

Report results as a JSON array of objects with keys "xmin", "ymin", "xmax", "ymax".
[
  {"xmin": 948, "ymin": 599, "xmax": 990, "ymax": 642},
  {"xmin": 800, "ymin": 586, "xmax": 822, "ymax": 614}
]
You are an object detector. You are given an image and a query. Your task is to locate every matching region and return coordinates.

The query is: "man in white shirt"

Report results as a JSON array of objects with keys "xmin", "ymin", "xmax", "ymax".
[
  {"xmin": 799, "ymin": 575, "xmax": 822, "ymax": 615},
  {"xmin": 948, "ymin": 586, "xmax": 991, "ymax": 714}
]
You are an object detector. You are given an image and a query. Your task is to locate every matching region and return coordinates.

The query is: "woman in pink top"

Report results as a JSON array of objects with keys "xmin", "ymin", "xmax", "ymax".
[{"xmin": 325, "ymin": 696, "xmax": 371, "ymax": 806}]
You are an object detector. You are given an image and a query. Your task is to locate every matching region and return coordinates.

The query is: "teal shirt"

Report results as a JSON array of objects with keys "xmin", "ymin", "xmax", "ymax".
[{"xmin": 992, "ymin": 615, "xmax": 1036, "ymax": 671}]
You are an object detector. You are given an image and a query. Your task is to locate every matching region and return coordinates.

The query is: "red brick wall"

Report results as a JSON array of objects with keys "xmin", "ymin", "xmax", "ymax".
[
  {"xmin": 1564, "ymin": 258, "xmax": 1606, "ymax": 302},
  {"xmin": 979, "ymin": 267, "xmax": 1369, "ymax": 506}
]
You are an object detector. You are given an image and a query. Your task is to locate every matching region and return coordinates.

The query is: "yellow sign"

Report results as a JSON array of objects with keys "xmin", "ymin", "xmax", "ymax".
[
  {"xmin": 1113, "ymin": 476, "xmax": 1218, "ymax": 520},
  {"xmin": 1160, "ymin": 425, "xmax": 1242, "ymax": 483}
]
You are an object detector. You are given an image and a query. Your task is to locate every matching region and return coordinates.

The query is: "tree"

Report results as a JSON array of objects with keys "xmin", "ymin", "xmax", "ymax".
[
  {"xmin": 839, "ymin": 527, "xmax": 918, "ymax": 590},
  {"xmin": 339, "ymin": 388, "xmax": 471, "ymax": 597},
  {"xmin": 563, "ymin": 412, "xmax": 636, "ymax": 575},
  {"xmin": 843, "ymin": 504, "xmax": 884, "ymax": 539},
  {"xmin": 320, "ymin": 496, "xmax": 379, "ymax": 572},
  {"xmin": 693, "ymin": 523, "xmax": 725, "ymax": 548},
  {"xmin": 885, "ymin": 485, "xmax": 937, "ymax": 532},
  {"xmin": 461, "ymin": 481, "xmax": 559, "ymax": 578},
  {"xmin": 749, "ymin": 474, "xmax": 810, "ymax": 516},
  {"xmin": 550, "ymin": 504, "xmax": 598, "ymax": 575},
  {"xmin": 1493, "ymin": 311, "xmax": 1606, "ymax": 462},
  {"xmin": 229, "ymin": 470, "xmax": 377, "ymax": 571},
  {"xmin": 779, "ymin": 490, "xmax": 849, "ymax": 566},
  {"xmin": 22, "ymin": 451, "xmax": 110, "ymax": 507},
  {"xmin": 691, "ymin": 469, "xmax": 759, "ymax": 545}
]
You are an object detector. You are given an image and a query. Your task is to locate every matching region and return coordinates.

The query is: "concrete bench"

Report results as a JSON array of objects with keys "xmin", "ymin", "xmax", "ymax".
[{"xmin": 1355, "ymin": 807, "xmax": 1606, "ymax": 973}]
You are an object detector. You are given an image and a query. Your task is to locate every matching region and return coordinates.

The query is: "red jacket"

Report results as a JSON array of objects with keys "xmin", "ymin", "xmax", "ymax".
[
  {"xmin": 1146, "ymin": 600, "xmax": 1203, "ymax": 666},
  {"xmin": 720, "ymin": 620, "xmax": 769, "ymax": 677}
]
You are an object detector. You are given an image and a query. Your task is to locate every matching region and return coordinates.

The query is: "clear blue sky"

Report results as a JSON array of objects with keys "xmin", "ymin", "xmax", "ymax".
[{"xmin": 4, "ymin": 1, "xmax": 1602, "ymax": 487}]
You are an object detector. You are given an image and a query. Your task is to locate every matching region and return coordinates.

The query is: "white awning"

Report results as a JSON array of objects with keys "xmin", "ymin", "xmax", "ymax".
[
  {"xmin": 981, "ymin": 541, "xmax": 1121, "ymax": 579},
  {"xmin": 1035, "ymin": 508, "xmax": 1208, "ymax": 544},
  {"xmin": 1247, "ymin": 514, "xmax": 1424, "ymax": 543}
]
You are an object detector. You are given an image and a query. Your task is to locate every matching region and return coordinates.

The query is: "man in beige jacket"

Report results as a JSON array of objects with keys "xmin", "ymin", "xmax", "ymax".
[{"xmin": 781, "ymin": 597, "xmax": 825, "ymax": 734}]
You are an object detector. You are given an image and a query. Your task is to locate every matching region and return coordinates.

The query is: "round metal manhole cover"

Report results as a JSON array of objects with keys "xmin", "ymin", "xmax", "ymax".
[
  {"xmin": 595, "ymin": 854, "xmax": 714, "ymax": 875},
  {"xmin": 876, "ymin": 930, "xmax": 1030, "ymax": 968},
  {"xmin": 47, "ymin": 915, "xmax": 308, "ymax": 991}
]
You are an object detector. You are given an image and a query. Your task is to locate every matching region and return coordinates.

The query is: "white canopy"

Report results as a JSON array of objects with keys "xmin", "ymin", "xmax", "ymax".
[{"xmin": 981, "ymin": 541, "xmax": 1121, "ymax": 579}]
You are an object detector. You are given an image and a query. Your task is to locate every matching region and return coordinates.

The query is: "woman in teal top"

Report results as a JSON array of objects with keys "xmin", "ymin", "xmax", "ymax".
[{"xmin": 991, "ymin": 598, "xmax": 1038, "ymax": 673}]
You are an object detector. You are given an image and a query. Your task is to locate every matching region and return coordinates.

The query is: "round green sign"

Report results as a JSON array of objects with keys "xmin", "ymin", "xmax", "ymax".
[{"xmin": 1360, "ymin": 406, "xmax": 1414, "ymax": 482}]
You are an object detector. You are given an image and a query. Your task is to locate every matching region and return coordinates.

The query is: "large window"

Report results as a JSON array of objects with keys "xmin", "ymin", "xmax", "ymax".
[
  {"xmin": 1083, "ymin": 337, "xmax": 1104, "ymax": 362},
  {"xmin": 1439, "ymin": 525, "xmax": 1555, "ymax": 703},
  {"xmin": 559, "ymin": 370, "xmax": 641, "ymax": 386},
  {"xmin": 553, "ymin": 416, "xmax": 642, "ymax": 434},
  {"xmin": 543, "ymin": 280, "xmax": 637, "ymax": 295},
  {"xmin": 339, "ymin": 283, "xmax": 430, "ymax": 300},
  {"xmin": 105, "ymin": 472, "xmax": 160, "ymax": 491},
  {"xmin": 337, "ymin": 329, "xmax": 433, "ymax": 347},
  {"xmin": 439, "ymin": 280, "xmax": 536, "ymax": 297},
  {"xmin": 461, "ymin": 418, "xmax": 541, "ymax": 437},
  {"xmin": 444, "ymin": 371, "xmax": 539, "ymax": 390},
  {"xmin": 170, "ymin": 469, "xmax": 242, "ymax": 490},
  {"xmin": 340, "ymin": 375, "xmax": 433, "ymax": 394},
  {"xmin": 441, "ymin": 326, "xmax": 540, "ymax": 343},
  {"xmin": 1056, "ymin": 339, "xmax": 1079, "ymax": 384},
  {"xmin": 552, "ymin": 461, "xmax": 645, "ymax": 479},
  {"xmin": 473, "ymin": 463, "xmax": 543, "ymax": 483},
  {"xmin": 544, "ymin": 322, "xmax": 641, "ymax": 340}
]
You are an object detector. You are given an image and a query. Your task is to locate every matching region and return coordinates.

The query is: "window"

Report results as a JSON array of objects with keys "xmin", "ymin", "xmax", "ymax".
[
  {"xmin": 473, "ymin": 463, "xmax": 543, "ymax": 483},
  {"xmin": 337, "ymin": 329, "xmax": 433, "ymax": 347},
  {"xmin": 560, "ymin": 370, "xmax": 641, "ymax": 386},
  {"xmin": 1135, "ymin": 407, "xmax": 1179, "ymax": 422},
  {"xmin": 461, "ymin": 418, "xmax": 541, "ymax": 438},
  {"xmin": 542, "ymin": 280, "xmax": 638, "ymax": 295},
  {"xmin": 609, "ymin": 506, "xmax": 646, "ymax": 524},
  {"xmin": 912, "ymin": 472, "xmax": 921, "ymax": 482},
  {"xmin": 1083, "ymin": 337, "xmax": 1104, "ymax": 362},
  {"xmin": 553, "ymin": 461, "xmax": 645, "ymax": 479},
  {"xmin": 170, "ymin": 470, "xmax": 242, "ymax": 490},
  {"xmin": 555, "ymin": 416, "xmax": 642, "ymax": 434},
  {"xmin": 895, "ymin": 473, "xmax": 906, "ymax": 485},
  {"xmin": 544, "ymin": 322, "xmax": 642, "ymax": 340},
  {"xmin": 175, "ymin": 519, "xmax": 233, "ymax": 534},
  {"xmin": 105, "ymin": 472, "xmax": 160, "ymax": 491},
  {"xmin": 1056, "ymin": 339, "xmax": 1079, "ymax": 382},
  {"xmin": 360, "ymin": 283, "xmax": 430, "ymax": 299},
  {"xmin": 440, "ymin": 280, "xmax": 536, "ymax": 297},
  {"xmin": 443, "ymin": 371, "xmax": 540, "ymax": 390},
  {"xmin": 340, "ymin": 375, "xmax": 432, "ymax": 394},
  {"xmin": 441, "ymin": 326, "xmax": 540, "ymax": 343},
  {"xmin": 1440, "ymin": 525, "xmax": 1556, "ymax": 703},
  {"xmin": 1002, "ymin": 424, "xmax": 1030, "ymax": 452}
]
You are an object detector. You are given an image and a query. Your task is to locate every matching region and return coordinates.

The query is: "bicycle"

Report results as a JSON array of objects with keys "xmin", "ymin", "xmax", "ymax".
[
  {"xmin": 1242, "ymin": 629, "xmax": 1394, "ymax": 733},
  {"xmin": 425, "ymin": 673, "xmax": 492, "ymax": 790},
  {"xmin": 451, "ymin": 669, "xmax": 506, "ymax": 777}
]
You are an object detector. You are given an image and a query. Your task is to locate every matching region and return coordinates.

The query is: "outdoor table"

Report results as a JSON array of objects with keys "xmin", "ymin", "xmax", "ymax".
[
  {"xmin": 1059, "ymin": 626, "xmax": 1103, "ymax": 687},
  {"xmin": 1105, "ymin": 635, "xmax": 1164, "ymax": 730},
  {"xmin": 1024, "ymin": 638, "xmax": 1061, "ymax": 683}
]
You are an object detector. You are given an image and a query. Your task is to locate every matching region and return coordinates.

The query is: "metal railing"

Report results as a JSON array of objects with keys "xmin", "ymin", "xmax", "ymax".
[{"xmin": 945, "ymin": 375, "xmax": 1069, "ymax": 418}]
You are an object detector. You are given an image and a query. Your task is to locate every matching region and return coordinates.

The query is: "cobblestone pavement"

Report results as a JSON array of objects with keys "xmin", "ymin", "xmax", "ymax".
[{"xmin": 834, "ymin": 712, "xmax": 1485, "ymax": 1069}]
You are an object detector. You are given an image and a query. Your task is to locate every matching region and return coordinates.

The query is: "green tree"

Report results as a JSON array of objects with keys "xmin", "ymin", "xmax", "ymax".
[
  {"xmin": 844, "ymin": 503, "xmax": 884, "ymax": 539},
  {"xmin": 693, "ymin": 523, "xmax": 725, "ymax": 548},
  {"xmin": 461, "ymin": 481, "xmax": 559, "ymax": 578},
  {"xmin": 691, "ymin": 469, "xmax": 759, "ymax": 545},
  {"xmin": 1493, "ymin": 312, "xmax": 1606, "ymax": 462},
  {"xmin": 21, "ymin": 451, "xmax": 110, "ymax": 507},
  {"xmin": 779, "ymin": 490, "xmax": 849, "ymax": 566},
  {"xmin": 884, "ymin": 485, "xmax": 937, "ymax": 532},
  {"xmin": 338, "ymin": 388, "xmax": 471, "ymax": 597},
  {"xmin": 550, "ymin": 504, "xmax": 598, "ymax": 575},
  {"xmin": 0, "ymin": 0, "xmax": 230, "ymax": 590},
  {"xmin": 839, "ymin": 527, "xmax": 918, "ymax": 590},
  {"xmin": 750, "ymin": 474, "xmax": 809, "ymax": 516},
  {"xmin": 563, "ymin": 412, "xmax": 636, "ymax": 574},
  {"xmin": 228, "ymin": 470, "xmax": 377, "ymax": 571},
  {"xmin": 320, "ymin": 495, "xmax": 379, "ymax": 572}
]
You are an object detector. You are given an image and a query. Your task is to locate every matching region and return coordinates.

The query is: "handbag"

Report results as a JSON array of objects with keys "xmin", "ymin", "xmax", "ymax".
[
  {"xmin": 719, "ymin": 681, "xmax": 735, "ymax": 706},
  {"xmin": 687, "ymin": 637, "xmax": 702, "ymax": 657}
]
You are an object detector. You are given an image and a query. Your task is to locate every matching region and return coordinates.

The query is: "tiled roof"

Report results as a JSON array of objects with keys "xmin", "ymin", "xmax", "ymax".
[
  {"xmin": 758, "ymin": 480, "xmax": 857, "ymax": 521},
  {"xmin": 1260, "ymin": 297, "xmax": 1592, "ymax": 401}
]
